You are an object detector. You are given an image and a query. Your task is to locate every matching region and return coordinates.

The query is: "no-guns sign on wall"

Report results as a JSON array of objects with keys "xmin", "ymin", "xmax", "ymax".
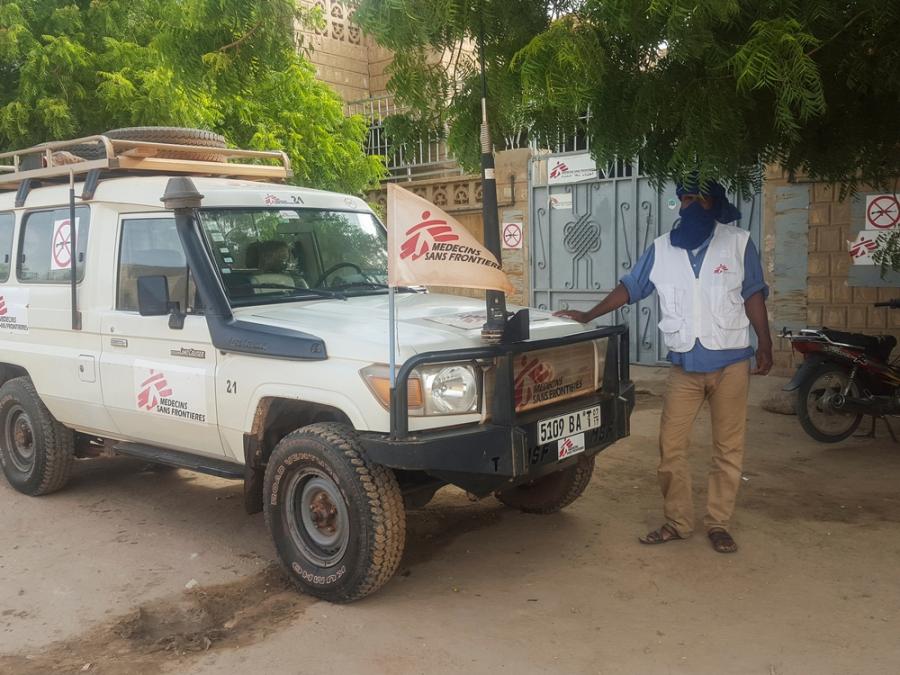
[
  {"xmin": 866, "ymin": 194, "xmax": 900, "ymax": 230},
  {"xmin": 849, "ymin": 194, "xmax": 899, "ymax": 266}
]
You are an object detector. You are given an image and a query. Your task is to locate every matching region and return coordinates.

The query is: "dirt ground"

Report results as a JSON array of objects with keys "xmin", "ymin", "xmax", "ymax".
[{"xmin": 1, "ymin": 366, "xmax": 899, "ymax": 675}]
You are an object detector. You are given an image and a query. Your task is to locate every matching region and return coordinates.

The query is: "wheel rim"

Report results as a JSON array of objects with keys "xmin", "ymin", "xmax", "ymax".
[
  {"xmin": 5, "ymin": 405, "xmax": 36, "ymax": 473},
  {"xmin": 805, "ymin": 370, "xmax": 860, "ymax": 436},
  {"xmin": 285, "ymin": 469, "xmax": 350, "ymax": 567}
]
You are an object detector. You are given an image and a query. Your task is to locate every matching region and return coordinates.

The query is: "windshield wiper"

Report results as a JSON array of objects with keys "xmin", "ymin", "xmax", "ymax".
[
  {"xmin": 330, "ymin": 281, "xmax": 420, "ymax": 293},
  {"xmin": 243, "ymin": 283, "xmax": 347, "ymax": 301},
  {"xmin": 292, "ymin": 287, "xmax": 348, "ymax": 300}
]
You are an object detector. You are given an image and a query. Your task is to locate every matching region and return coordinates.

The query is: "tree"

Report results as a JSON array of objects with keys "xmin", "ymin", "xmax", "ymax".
[
  {"xmin": 0, "ymin": 0, "xmax": 385, "ymax": 194},
  {"xmin": 356, "ymin": 0, "xmax": 900, "ymax": 191}
]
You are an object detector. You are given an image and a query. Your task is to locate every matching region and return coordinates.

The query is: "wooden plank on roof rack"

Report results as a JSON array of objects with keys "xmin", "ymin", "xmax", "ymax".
[{"xmin": 115, "ymin": 155, "xmax": 289, "ymax": 180}]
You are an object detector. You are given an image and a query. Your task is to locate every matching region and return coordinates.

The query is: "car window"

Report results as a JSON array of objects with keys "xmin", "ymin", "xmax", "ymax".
[
  {"xmin": 198, "ymin": 208, "xmax": 387, "ymax": 305},
  {"xmin": 117, "ymin": 217, "xmax": 201, "ymax": 313},
  {"xmin": 17, "ymin": 206, "xmax": 90, "ymax": 283},
  {"xmin": 0, "ymin": 213, "xmax": 14, "ymax": 282}
]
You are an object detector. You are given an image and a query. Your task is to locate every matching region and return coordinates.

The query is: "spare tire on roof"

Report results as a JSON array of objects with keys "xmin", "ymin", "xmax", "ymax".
[{"xmin": 71, "ymin": 127, "xmax": 228, "ymax": 162}]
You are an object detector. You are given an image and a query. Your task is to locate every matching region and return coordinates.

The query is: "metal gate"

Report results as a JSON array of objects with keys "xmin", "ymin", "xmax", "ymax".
[{"xmin": 530, "ymin": 153, "xmax": 761, "ymax": 365}]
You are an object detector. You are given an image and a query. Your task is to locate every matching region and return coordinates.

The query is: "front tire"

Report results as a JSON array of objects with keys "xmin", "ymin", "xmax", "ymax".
[
  {"xmin": 263, "ymin": 423, "xmax": 405, "ymax": 602},
  {"xmin": 495, "ymin": 456, "xmax": 595, "ymax": 514},
  {"xmin": 796, "ymin": 363, "xmax": 863, "ymax": 443},
  {"xmin": 0, "ymin": 377, "xmax": 74, "ymax": 495}
]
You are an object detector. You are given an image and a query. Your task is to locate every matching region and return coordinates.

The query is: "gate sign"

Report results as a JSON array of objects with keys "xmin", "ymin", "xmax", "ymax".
[
  {"xmin": 547, "ymin": 153, "xmax": 598, "ymax": 185},
  {"xmin": 866, "ymin": 194, "xmax": 900, "ymax": 229},
  {"xmin": 50, "ymin": 217, "xmax": 79, "ymax": 271},
  {"xmin": 502, "ymin": 222, "xmax": 523, "ymax": 249}
]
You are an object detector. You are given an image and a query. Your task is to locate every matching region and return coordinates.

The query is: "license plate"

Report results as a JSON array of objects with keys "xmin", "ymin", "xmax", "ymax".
[{"xmin": 538, "ymin": 405, "xmax": 601, "ymax": 445}]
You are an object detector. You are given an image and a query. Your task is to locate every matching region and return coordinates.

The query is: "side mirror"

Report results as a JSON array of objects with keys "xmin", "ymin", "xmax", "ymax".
[{"xmin": 137, "ymin": 275, "xmax": 171, "ymax": 316}]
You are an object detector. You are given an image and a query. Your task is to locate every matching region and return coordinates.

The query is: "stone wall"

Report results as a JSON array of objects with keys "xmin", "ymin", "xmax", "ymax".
[
  {"xmin": 299, "ymin": 0, "xmax": 396, "ymax": 102},
  {"xmin": 300, "ymin": 2, "xmax": 473, "ymax": 104},
  {"xmin": 764, "ymin": 169, "xmax": 900, "ymax": 376}
]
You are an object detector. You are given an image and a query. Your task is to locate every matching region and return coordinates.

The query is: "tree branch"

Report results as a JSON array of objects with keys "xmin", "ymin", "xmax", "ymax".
[
  {"xmin": 805, "ymin": 9, "xmax": 868, "ymax": 57},
  {"xmin": 218, "ymin": 21, "xmax": 263, "ymax": 53}
]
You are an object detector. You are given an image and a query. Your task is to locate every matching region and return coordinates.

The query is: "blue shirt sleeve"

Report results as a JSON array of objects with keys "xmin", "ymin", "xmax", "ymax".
[
  {"xmin": 741, "ymin": 238, "xmax": 769, "ymax": 300},
  {"xmin": 620, "ymin": 245, "xmax": 656, "ymax": 304}
]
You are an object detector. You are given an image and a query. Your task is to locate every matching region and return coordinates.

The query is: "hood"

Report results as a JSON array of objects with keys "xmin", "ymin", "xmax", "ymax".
[{"xmin": 232, "ymin": 292, "xmax": 590, "ymax": 363}]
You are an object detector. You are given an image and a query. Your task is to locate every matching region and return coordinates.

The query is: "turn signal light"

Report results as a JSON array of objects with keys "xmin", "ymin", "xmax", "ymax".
[{"xmin": 362, "ymin": 368, "xmax": 424, "ymax": 410}]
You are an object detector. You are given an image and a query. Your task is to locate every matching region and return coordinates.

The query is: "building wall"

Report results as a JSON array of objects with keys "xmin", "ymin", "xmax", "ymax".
[
  {"xmin": 299, "ymin": 0, "xmax": 391, "ymax": 103},
  {"xmin": 300, "ymin": 1, "xmax": 472, "ymax": 104},
  {"xmin": 765, "ymin": 169, "xmax": 900, "ymax": 376}
]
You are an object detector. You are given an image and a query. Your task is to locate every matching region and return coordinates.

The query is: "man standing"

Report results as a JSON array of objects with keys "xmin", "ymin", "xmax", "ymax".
[{"xmin": 555, "ymin": 179, "xmax": 772, "ymax": 553}]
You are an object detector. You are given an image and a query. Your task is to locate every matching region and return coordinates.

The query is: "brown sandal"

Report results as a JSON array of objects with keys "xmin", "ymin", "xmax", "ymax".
[
  {"xmin": 708, "ymin": 528, "xmax": 738, "ymax": 553},
  {"xmin": 639, "ymin": 523, "xmax": 684, "ymax": 545}
]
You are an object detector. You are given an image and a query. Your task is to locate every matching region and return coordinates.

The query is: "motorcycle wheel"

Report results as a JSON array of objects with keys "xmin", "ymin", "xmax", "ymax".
[{"xmin": 796, "ymin": 363, "xmax": 863, "ymax": 443}]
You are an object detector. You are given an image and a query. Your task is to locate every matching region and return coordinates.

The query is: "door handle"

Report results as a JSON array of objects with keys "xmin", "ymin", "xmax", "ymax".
[{"xmin": 110, "ymin": 337, "xmax": 128, "ymax": 348}]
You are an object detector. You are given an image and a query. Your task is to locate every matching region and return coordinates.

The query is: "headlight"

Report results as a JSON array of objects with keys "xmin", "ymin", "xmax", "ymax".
[
  {"xmin": 423, "ymin": 364, "xmax": 478, "ymax": 414},
  {"xmin": 360, "ymin": 362, "xmax": 480, "ymax": 416}
]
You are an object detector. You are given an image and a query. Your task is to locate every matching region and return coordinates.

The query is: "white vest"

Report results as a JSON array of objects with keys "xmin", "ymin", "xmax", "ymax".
[{"xmin": 649, "ymin": 223, "xmax": 751, "ymax": 353}]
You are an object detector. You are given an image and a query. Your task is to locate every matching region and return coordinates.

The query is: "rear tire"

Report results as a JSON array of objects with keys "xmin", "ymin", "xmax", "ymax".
[
  {"xmin": 263, "ymin": 423, "xmax": 405, "ymax": 602},
  {"xmin": 0, "ymin": 377, "xmax": 74, "ymax": 495},
  {"xmin": 796, "ymin": 363, "xmax": 863, "ymax": 443},
  {"xmin": 495, "ymin": 456, "xmax": 595, "ymax": 514}
]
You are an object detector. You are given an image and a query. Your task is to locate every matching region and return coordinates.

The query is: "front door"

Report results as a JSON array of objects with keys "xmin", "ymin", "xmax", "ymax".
[{"xmin": 99, "ymin": 215, "xmax": 223, "ymax": 456}]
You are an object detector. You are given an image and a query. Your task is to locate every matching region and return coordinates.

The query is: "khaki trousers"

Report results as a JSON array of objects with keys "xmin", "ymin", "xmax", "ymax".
[{"xmin": 658, "ymin": 360, "xmax": 750, "ymax": 537}]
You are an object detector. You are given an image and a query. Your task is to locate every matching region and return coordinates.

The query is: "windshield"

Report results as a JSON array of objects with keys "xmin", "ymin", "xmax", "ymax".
[{"xmin": 198, "ymin": 208, "xmax": 389, "ymax": 305}]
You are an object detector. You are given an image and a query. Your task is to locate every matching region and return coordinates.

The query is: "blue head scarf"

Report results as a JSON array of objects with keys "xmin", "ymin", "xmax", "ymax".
[{"xmin": 671, "ymin": 177, "xmax": 742, "ymax": 250}]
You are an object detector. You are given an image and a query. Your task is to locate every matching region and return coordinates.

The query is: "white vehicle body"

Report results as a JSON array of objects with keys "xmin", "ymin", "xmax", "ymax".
[{"xmin": 0, "ymin": 176, "xmax": 591, "ymax": 462}]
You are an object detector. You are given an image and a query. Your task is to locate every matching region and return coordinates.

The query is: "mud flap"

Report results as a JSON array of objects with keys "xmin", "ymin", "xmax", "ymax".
[
  {"xmin": 243, "ymin": 463, "xmax": 264, "ymax": 515},
  {"xmin": 783, "ymin": 355, "xmax": 830, "ymax": 392}
]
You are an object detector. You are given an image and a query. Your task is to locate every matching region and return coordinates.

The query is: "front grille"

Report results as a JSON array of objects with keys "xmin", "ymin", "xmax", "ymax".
[{"xmin": 482, "ymin": 338, "xmax": 606, "ymax": 418}]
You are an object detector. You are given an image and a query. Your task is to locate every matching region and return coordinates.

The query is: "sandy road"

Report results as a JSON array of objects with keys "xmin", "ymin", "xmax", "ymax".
[{"xmin": 1, "ymin": 367, "xmax": 899, "ymax": 674}]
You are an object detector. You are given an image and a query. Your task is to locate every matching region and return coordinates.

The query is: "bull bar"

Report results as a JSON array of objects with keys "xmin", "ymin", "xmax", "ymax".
[{"xmin": 360, "ymin": 325, "xmax": 633, "ymax": 495}]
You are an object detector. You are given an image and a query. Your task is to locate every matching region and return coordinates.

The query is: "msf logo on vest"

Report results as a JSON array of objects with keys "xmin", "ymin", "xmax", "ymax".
[{"xmin": 400, "ymin": 210, "xmax": 459, "ymax": 261}]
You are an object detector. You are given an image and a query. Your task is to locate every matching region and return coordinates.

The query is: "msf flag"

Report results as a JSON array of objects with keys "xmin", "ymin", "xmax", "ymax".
[{"xmin": 387, "ymin": 183, "xmax": 513, "ymax": 293}]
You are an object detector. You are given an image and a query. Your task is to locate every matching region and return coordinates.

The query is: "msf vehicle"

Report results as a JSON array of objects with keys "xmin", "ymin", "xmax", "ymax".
[{"xmin": 0, "ymin": 128, "xmax": 633, "ymax": 601}]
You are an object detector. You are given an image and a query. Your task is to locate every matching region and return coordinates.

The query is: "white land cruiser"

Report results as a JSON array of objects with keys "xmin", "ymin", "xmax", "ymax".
[{"xmin": 0, "ymin": 128, "xmax": 633, "ymax": 601}]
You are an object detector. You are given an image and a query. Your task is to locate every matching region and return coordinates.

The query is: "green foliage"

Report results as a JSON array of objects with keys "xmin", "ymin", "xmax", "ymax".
[
  {"xmin": 0, "ymin": 0, "xmax": 384, "ymax": 194},
  {"xmin": 356, "ymin": 0, "xmax": 575, "ymax": 171},
  {"xmin": 356, "ymin": 0, "xmax": 900, "ymax": 196},
  {"xmin": 872, "ymin": 229, "xmax": 900, "ymax": 277}
]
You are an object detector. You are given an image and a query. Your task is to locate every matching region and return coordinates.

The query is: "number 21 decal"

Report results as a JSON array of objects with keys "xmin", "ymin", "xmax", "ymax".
[{"xmin": 226, "ymin": 380, "xmax": 237, "ymax": 394}]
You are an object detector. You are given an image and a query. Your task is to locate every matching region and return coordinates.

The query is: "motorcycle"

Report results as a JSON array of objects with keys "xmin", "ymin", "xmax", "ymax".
[{"xmin": 782, "ymin": 299, "xmax": 900, "ymax": 443}]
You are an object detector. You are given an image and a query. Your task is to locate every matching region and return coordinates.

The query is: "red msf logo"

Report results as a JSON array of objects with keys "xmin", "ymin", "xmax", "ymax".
[
  {"xmin": 399, "ymin": 210, "xmax": 459, "ymax": 261},
  {"xmin": 137, "ymin": 370, "xmax": 172, "ymax": 411},
  {"xmin": 713, "ymin": 264, "xmax": 729, "ymax": 274},
  {"xmin": 850, "ymin": 237, "xmax": 878, "ymax": 259},
  {"xmin": 514, "ymin": 355, "xmax": 554, "ymax": 407},
  {"xmin": 549, "ymin": 161, "xmax": 569, "ymax": 179},
  {"xmin": 560, "ymin": 438, "xmax": 575, "ymax": 454},
  {"xmin": 0, "ymin": 297, "xmax": 6, "ymax": 317}
]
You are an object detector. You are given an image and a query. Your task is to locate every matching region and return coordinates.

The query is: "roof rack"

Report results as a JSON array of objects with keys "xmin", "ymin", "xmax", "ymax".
[{"xmin": 0, "ymin": 134, "xmax": 292, "ymax": 197}]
